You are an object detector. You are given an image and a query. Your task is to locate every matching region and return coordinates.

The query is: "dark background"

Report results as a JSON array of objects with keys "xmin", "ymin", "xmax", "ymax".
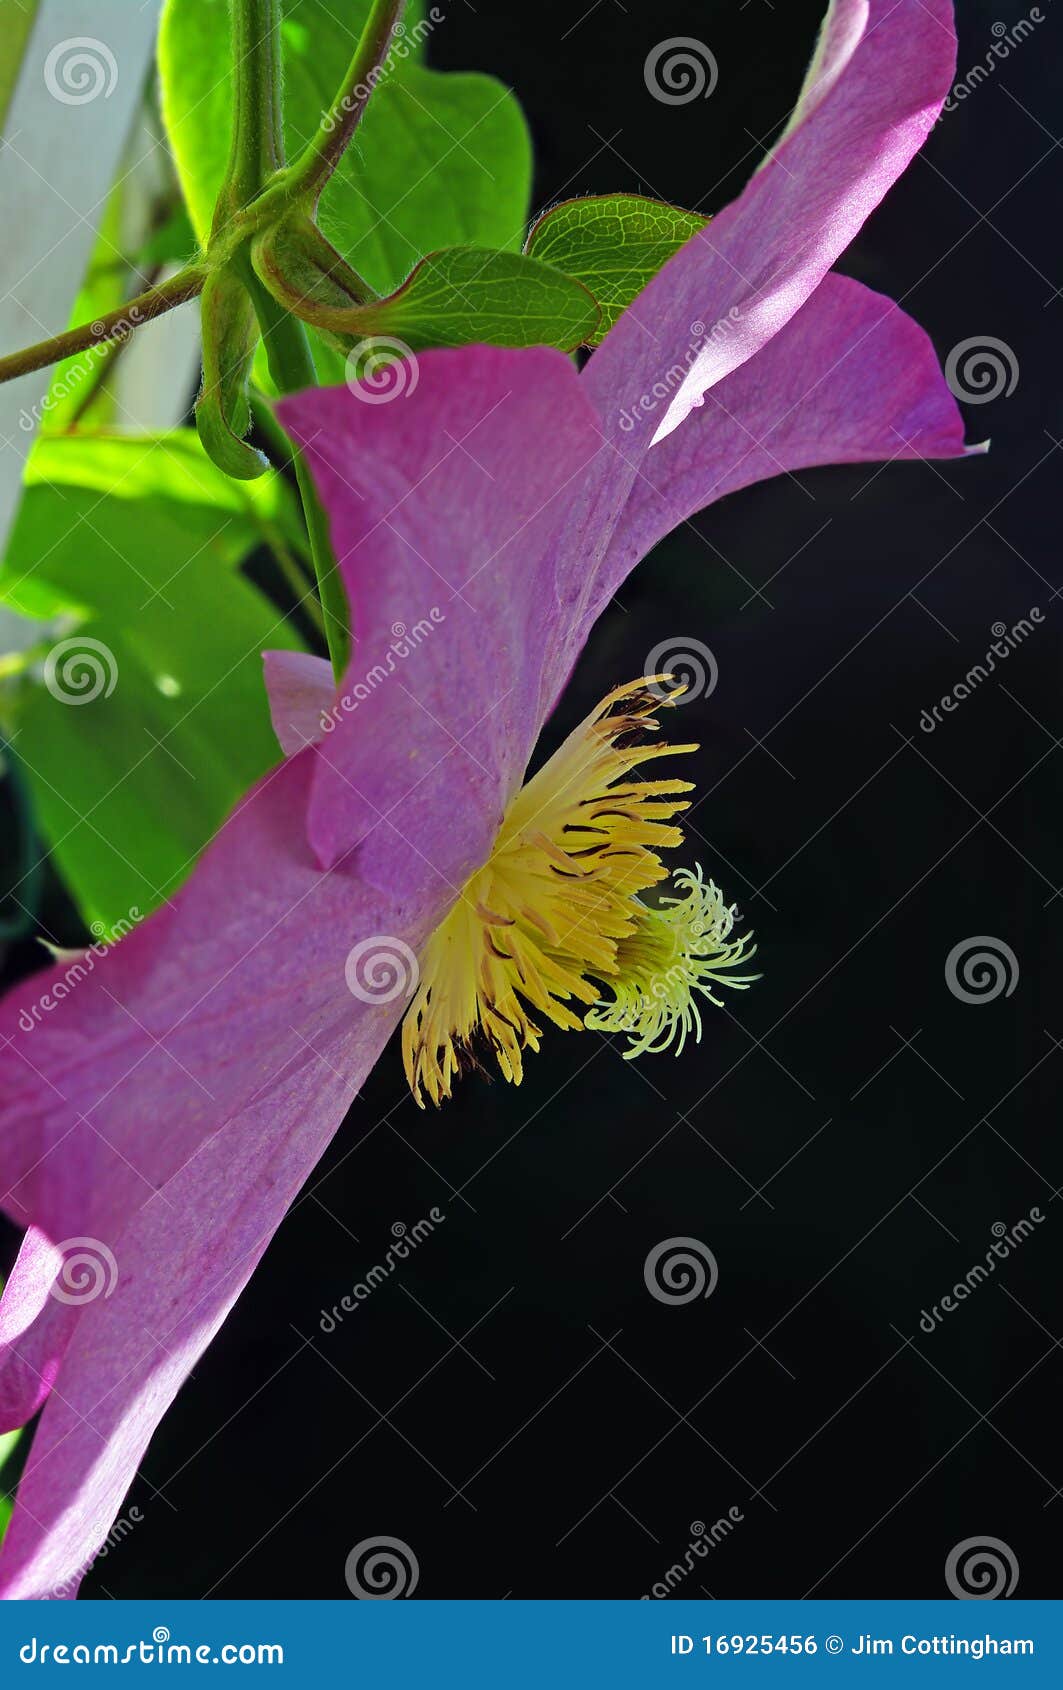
[{"xmin": 3, "ymin": 0, "xmax": 1061, "ymax": 1599}]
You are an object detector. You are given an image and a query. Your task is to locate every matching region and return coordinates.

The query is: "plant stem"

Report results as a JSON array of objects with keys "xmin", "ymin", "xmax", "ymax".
[
  {"xmin": 0, "ymin": 0, "xmax": 404, "ymax": 393},
  {"xmin": 222, "ymin": 0, "xmax": 346, "ymax": 672},
  {"xmin": 65, "ymin": 263, "xmax": 166, "ymax": 428},
  {"xmin": 249, "ymin": 389, "xmax": 296, "ymax": 469},
  {"xmin": 0, "ymin": 266, "xmax": 205, "ymax": 387},
  {"xmin": 221, "ymin": 0, "xmax": 285, "ymax": 223},
  {"xmin": 254, "ymin": 0, "xmax": 405, "ymax": 219},
  {"xmin": 250, "ymin": 395, "xmax": 327, "ymax": 639},
  {"xmin": 263, "ymin": 521, "xmax": 327, "ymax": 638},
  {"xmin": 244, "ymin": 267, "xmax": 350, "ymax": 679}
]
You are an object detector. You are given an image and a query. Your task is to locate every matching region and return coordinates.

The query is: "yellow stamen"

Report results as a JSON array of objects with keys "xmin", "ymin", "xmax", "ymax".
[
  {"xmin": 585, "ymin": 865, "xmax": 760, "ymax": 1058},
  {"xmin": 399, "ymin": 678, "xmax": 756, "ymax": 1107}
]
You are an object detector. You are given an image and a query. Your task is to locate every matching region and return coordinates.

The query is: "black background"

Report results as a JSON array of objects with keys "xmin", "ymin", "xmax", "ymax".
[{"xmin": 3, "ymin": 0, "xmax": 1061, "ymax": 1600}]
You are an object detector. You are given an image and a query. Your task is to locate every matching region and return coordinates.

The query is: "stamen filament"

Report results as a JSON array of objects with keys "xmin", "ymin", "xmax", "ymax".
[{"xmin": 398, "ymin": 677, "xmax": 757, "ymax": 1106}]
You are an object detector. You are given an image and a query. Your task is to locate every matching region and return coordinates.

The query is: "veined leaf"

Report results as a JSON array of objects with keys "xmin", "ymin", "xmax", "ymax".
[
  {"xmin": 525, "ymin": 193, "xmax": 709, "ymax": 343},
  {"xmin": 284, "ymin": 246, "xmax": 601, "ymax": 354}
]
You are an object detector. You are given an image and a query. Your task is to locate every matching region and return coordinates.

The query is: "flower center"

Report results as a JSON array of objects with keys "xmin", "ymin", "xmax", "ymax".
[
  {"xmin": 585, "ymin": 867, "xmax": 759, "ymax": 1058},
  {"xmin": 400, "ymin": 678, "xmax": 757, "ymax": 1107}
]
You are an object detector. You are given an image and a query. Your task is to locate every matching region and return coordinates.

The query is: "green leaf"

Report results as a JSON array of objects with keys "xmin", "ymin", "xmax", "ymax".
[
  {"xmin": 159, "ymin": 0, "xmax": 532, "ymax": 297},
  {"xmin": 525, "ymin": 193, "xmax": 709, "ymax": 343},
  {"xmin": 6, "ymin": 430, "xmax": 306, "ymax": 620},
  {"xmin": 0, "ymin": 1425, "xmax": 26, "ymax": 1546},
  {"xmin": 134, "ymin": 202, "xmax": 198, "ymax": 270},
  {"xmin": 316, "ymin": 67, "xmax": 530, "ymax": 296},
  {"xmin": 39, "ymin": 189, "xmax": 126, "ymax": 432},
  {"xmin": 0, "ymin": 0, "xmax": 38, "ymax": 131},
  {"xmin": 0, "ymin": 432, "xmax": 306, "ymax": 934},
  {"xmin": 0, "ymin": 733, "xmax": 44, "ymax": 942},
  {"xmin": 285, "ymin": 246, "xmax": 601, "ymax": 354}
]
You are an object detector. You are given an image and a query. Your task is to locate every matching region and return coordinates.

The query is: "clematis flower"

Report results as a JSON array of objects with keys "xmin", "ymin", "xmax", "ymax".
[
  {"xmin": 0, "ymin": 0, "xmax": 973, "ymax": 1598},
  {"xmin": 266, "ymin": 658, "xmax": 761, "ymax": 1106}
]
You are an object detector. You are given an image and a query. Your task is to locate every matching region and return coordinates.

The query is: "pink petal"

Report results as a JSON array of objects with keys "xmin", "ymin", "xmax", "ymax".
[
  {"xmin": 0, "ymin": 348, "xmax": 603, "ymax": 1599},
  {"xmin": 597, "ymin": 275, "xmax": 974, "ymax": 606},
  {"xmin": 277, "ymin": 345, "xmax": 603, "ymax": 895},
  {"xmin": 0, "ymin": 1022, "xmax": 357, "ymax": 1599},
  {"xmin": 533, "ymin": 0, "xmax": 958, "ymax": 710},
  {"xmin": 0, "ymin": 757, "xmax": 423, "ymax": 1597},
  {"xmin": 262, "ymin": 649, "xmax": 335, "ymax": 757},
  {"xmin": 577, "ymin": 0, "xmax": 957, "ymax": 545},
  {"xmin": 0, "ymin": 1230, "xmax": 72, "ymax": 1430}
]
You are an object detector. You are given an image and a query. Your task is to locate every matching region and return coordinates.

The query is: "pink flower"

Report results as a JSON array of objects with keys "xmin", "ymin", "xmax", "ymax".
[{"xmin": 0, "ymin": 0, "xmax": 971, "ymax": 1597}]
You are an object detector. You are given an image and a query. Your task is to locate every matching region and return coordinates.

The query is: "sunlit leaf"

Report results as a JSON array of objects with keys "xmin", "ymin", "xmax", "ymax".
[
  {"xmin": 0, "ymin": 432, "xmax": 307, "ymax": 934},
  {"xmin": 525, "ymin": 193, "xmax": 709, "ymax": 343},
  {"xmin": 293, "ymin": 246, "xmax": 601, "ymax": 353}
]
